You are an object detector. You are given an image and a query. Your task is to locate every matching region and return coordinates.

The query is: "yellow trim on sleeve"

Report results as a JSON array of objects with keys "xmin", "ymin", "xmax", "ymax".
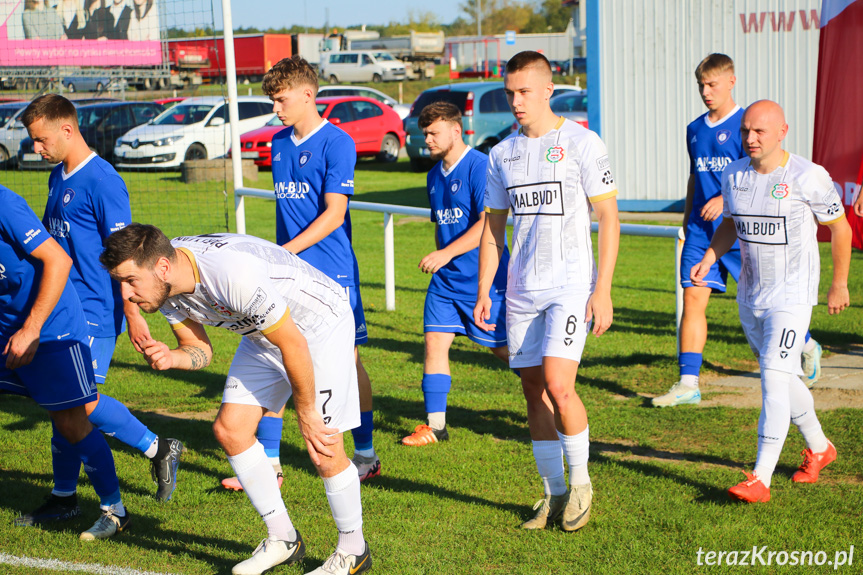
[
  {"xmin": 820, "ymin": 212, "xmax": 846, "ymax": 226},
  {"xmin": 177, "ymin": 248, "xmax": 200, "ymax": 284},
  {"xmin": 589, "ymin": 189, "xmax": 619, "ymax": 204},
  {"xmin": 260, "ymin": 308, "xmax": 291, "ymax": 336},
  {"xmin": 485, "ymin": 206, "xmax": 510, "ymax": 215},
  {"xmin": 171, "ymin": 319, "xmax": 197, "ymax": 331},
  {"xmin": 554, "ymin": 116, "xmax": 566, "ymax": 130},
  {"xmin": 780, "ymin": 151, "xmax": 790, "ymax": 167}
]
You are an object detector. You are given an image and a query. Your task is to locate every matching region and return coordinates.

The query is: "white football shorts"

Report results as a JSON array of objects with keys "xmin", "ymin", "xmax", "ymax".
[
  {"xmin": 506, "ymin": 285, "xmax": 592, "ymax": 368},
  {"xmin": 738, "ymin": 304, "xmax": 812, "ymax": 376},
  {"xmin": 223, "ymin": 311, "xmax": 360, "ymax": 432}
]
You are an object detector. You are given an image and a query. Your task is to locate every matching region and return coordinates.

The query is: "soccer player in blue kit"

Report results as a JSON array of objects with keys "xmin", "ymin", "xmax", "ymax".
[
  {"xmin": 401, "ymin": 101, "xmax": 510, "ymax": 446},
  {"xmin": 1, "ymin": 185, "xmax": 128, "ymax": 540},
  {"xmin": 653, "ymin": 54, "xmax": 821, "ymax": 408},
  {"xmin": 15, "ymin": 96, "xmax": 182, "ymax": 525},
  {"xmin": 249, "ymin": 55, "xmax": 380, "ymax": 484}
]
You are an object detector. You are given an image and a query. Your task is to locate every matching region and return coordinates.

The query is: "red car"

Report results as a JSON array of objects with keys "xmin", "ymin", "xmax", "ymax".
[{"xmin": 235, "ymin": 96, "xmax": 405, "ymax": 167}]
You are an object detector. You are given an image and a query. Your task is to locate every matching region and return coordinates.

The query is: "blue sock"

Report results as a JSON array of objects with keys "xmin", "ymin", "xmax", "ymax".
[
  {"xmin": 679, "ymin": 352, "xmax": 703, "ymax": 377},
  {"xmin": 422, "ymin": 373, "xmax": 451, "ymax": 414},
  {"xmin": 51, "ymin": 422, "xmax": 81, "ymax": 494},
  {"xmin": 71, "ymin": 428, "xmax": 121, "ymax": 508},
  {"xmin": 89, "ymin": 394, "xmax": 156, "ymax": 453},
  {"xmin": 351, "ymin": 411, "xmax": 374, "ymax": 452},
  {"xmin": 257, "ymin": 416, "xmax": 283, "ymax": 462}
]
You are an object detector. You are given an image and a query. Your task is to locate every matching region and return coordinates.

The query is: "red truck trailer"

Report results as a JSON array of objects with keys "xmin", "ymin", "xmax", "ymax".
[{"xmin": 166, "ymin": 34, "xmax": 293, "ymax": 84}]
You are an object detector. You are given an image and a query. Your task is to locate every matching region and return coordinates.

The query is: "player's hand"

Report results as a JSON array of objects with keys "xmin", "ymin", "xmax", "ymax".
[
  {"xmin": 586, "ymin": 290, "xmax": 613, "ymax": 336},
  {"xmin": 473, "ymin": 295, "xmax": 496, "ymax": 332},
  {"xmin": 141, "ymin": 338, "xmax": 174, "ymax": 370},
  {"xmin": 827, "ymin": 283, "xmax": 850, "ymax": 315},
  {"xmin": 854, "ymin": 193, "xmax": 863, "ymax": 217},
  {"xmin": 126, "ymin": 312, "xmax": 152, "ymax": 353},
  {"xmin": 4, "ymin": 324, "xmax": 40, "ymax": 369},
  {"xmin": 419, "ymin": 250, "xmax": 452, "ymax": 274},
  {"xmin": 700, "ymin": 196, "xmax": 724, "ymax": 222},
  {"xmin": 690, "ymin": 261, "xmax": 712, "ymax": 287},
  {"xmin": 296, "ymin": 408, "xmax": 339, "ymax": 466}
]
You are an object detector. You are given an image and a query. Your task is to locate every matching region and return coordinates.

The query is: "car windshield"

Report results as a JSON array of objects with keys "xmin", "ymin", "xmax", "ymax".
[
  {"xmin": 0, "ymin": 106, "xmax": 23, "ymax": 127},
  {"xmin": 153, "ymin": 104, "xmax": 214, "ymax": 125},
  {"xmin": 409, "ymin": 90, "xmax": 469, "ymax": 117},
  {"xmin": 266, "ymin": 115, "xmax": 284, "ymax": 126},
  {"xmin": 373, "ymin": 52, "xmax": 395, "ymax": 61},
  {"xmin": 77, "ymin": 106, "xmax": 113, "ymax": 128},
  {"xmin": 316, "ymin": 103, "xmax": 328, "ymax": 114},
  {"xmin": 551, "ymin": 93, "xmax": 587, "ymax": 113}
]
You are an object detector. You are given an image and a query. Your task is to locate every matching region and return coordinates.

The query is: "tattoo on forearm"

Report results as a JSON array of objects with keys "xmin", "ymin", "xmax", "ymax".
[
  {"xmin": 179, "ymin": 345, "xmax": 209, "ymax": 370},
  {"xmin": 487, "ymin": 241, "xmax": 504, "ymax": 253}
]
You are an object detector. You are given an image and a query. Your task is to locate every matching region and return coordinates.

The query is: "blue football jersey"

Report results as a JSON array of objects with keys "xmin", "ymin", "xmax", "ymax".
[
  {"xmin": 427, "ymin": 148, "xmax": 508, "ymax": 301},
  {"xmin": 0, "ymin": 185, "xmax": 87, "ymax": 346},
  {"xmin": 271, "ymin": 121, "xmax": 358, "ymax": 287},
  {"xmin": 686, "ymin": 106, "xmax": 745, "ymax": 231},
  {"xmin": 43, "ymin": 154, "xmax": 131, "ymax": 337}
]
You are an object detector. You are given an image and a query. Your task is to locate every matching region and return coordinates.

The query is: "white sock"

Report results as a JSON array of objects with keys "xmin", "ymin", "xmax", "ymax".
[
  {"xmin": 753, "ymin": 369, "xmax": 792, "ymax": 487},
  {"xmin": 143, "ymin": 437, "xmax": 159, "ymax": 459},
  {"xmin": 532, "ymin": 440, "xmax": 567, "ymax": 496},
  {"xmin": 52, "ymin": 489, "xmax": 76, "ymax": 497},
  {"xmin": 788, "ymin": 374, "xmax": 829, "ymax": 453},
  {"xmin": 268, "ymin": 456, "xmax": 281, "ymax": 467},
  {"xmin": 102, "ymin": 501, "xmax": 126, "ymax": 516},
  {"xmin": 803, "ymin": 337, "xmax": 817, "ymax": 353},
  {"xmin": 323, "ymin": 463, "xmax": 364, "ymax": 556},
  {"xmin": 227, "ymin": 441, "xmax": 294, "ymax": 541},
  {"xmin": 354, "ymin": 447, "xmax": 375, "ymax": 459},
  {"xmin": 680, "ymin": 374, "xmax": 699, "ymax": 388},
  {"xmin": 558, "ymin": 427, "xmax": 591, "ymax": 486},
  {"xmin": 427, "ymin": 412, "xmax": 446, "ymax": 431}
]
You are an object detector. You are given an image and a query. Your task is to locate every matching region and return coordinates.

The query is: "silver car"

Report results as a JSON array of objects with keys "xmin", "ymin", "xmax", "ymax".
[{"xmin": 0, "ymin": 103, "xmax": 29, "ymax": 167}]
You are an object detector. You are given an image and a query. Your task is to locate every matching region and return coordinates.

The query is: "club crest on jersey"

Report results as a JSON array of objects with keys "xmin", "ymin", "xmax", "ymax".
[
  {"xmin": 771, "ymin": 183, "xmax": 790, "ymax": 200},
  {"xmin": 450, "ymin": 179, "xmax": 461, "ymax": 194},
  {"xmin": 299, "ymin": 151, "xmax": 312, "ymax": 166},
  {"xmin": 545, "ymin": 146, "xmax": 565, "ymax": 163},
  {"xmin": 716, "ymin": 130, "xmax": 731, "ymax": 145},
  {"xmin": 62, "ymin": 188, "xmax": 75, "ymax": 206}
]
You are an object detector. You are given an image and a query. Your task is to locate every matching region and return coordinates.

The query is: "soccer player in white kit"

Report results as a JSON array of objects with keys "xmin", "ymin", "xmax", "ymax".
[
  {"xmin": 101, "ymin": 225, "xmax": 371, "ymax": 575},
  {"xmin": 691, "ymin": 100, "xmax": 852, "ymax": 503},
  {"xmin": 475, "ymin": 51, "xmax": 620, "ymax": 531}
]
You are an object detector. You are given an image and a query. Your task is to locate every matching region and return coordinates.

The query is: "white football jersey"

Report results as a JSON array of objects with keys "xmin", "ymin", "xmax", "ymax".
[
  {"xmin": 721, "ymin": 152, "xmax": 845, "ymax": 309},
  {"xmin": 160, "ymin": 233, "xmax": 350, "ymax": 350},
  {"xmin": 485, "ymin": 117, "xmax": 618, "ymax": 291}
]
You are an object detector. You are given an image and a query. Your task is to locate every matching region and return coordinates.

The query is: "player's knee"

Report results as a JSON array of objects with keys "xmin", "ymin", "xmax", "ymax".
[
  {"xmin": 683, "ymin": 287, "xmax": 711, "ymax": 311},
  {"xmin": 212, "ymin": 418, "xmax": 234, "ymax": 449},
  {"xmin": 50, "ymin": 407, "xmax": 92, "ymax": 443},
  {"xmin": 545, "ymin": 379, "xmax": 578, "ymax": 408},
  {"xmin": 491, "ymin": 345, "xmax": 509, "ymax": 363}
]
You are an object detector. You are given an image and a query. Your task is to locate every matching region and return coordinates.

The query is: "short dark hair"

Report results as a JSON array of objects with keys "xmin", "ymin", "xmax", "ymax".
[
  {"xmin": 505, "ymin": 51, "xmax": 552, "ymax": 76},
  {"xmin": 695, "ymin": 53, "xmax": 734, "ymax": 81},
  {"xmin": 418, "ymin": 101, "xmax": 462, "ymax": 130},
  {"xmin": 262, "ymin": 55, "xmax": 319, "ymax": 96},
  {"xmin": 100, "ymin": 223, "xmax": 176, "ymax": 272},
  {"xmin": 21, "ymin": 94, "xmax": 78, "ymax": 128}
]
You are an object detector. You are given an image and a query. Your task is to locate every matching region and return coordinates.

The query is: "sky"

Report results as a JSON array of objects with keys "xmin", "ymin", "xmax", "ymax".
[{"xmin": 214, "ymin": 0, "xmax": 470, "ymax": 31}]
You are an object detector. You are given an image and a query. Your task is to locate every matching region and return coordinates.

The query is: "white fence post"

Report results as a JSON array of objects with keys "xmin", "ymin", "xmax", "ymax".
[
  {"xmin": 384, "ymin": 211, "xmax": 395, "ymax": 311},
  {"xmin": 236, "ymin": 195, "xmax": 246, "ymax": 235}
]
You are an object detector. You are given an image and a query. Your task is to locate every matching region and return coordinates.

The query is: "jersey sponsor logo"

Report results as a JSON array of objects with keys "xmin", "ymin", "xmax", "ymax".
[
  {"xmin": 177, "ymin": 234, "xmax": 231, "ymax": 248},
  {"xmin": 62, "ymin": 188, "xmax": 75, "ymax": 206},
  {"xmin": 273, "ymin": 152, "xmax": 281, "ymax": 162},
  {"xmin": 299, "ymin": 151, "xmax": 312, "ymax": 166},
  {"xmin": 436, "ymin": 207, "xmax": 465, "ymax": 225},
  {"xmin": 206, "ymin": 299, "xmax": 234, "ymax": 317},
  {"xmin": 770, "ymin": 183, "xmax": 790, "ymax": 200},
  {"xmin": 508, "ymin": 181, "xmax": 564, "ymax": 216},
  {"xmin": 503, "ymin": 155, "xmax": 521, "ymax": 163},
  {"xmin": 716, "ymin": 130, "xmax": 731, "ymax": 144},
  {"xmin": 47, "ymin": 217, "xmax": 70, "ymax": 238},
  {"xmin": 602, "ymin": 170, "xmax": 615, "ymax": 185},
  {"xmin": 695, "ymin": 156, "xmax": 733, "ymax": 173},
  {"xmin": 341, "ymin": 179, "xmax": 354, "ymax": 188},
  {"xmin": 596, "ymin": 155, "xmax": 610, "ymax": 170},
  {"xmin": 733, "ymin": 185, "xmax": 749, "ymax": 192},
  {"xmin": 545, "ymin": 146, "xmax": 565, "ymax": 163},
  {"xmin": 450, "ymin": 179, "xmax": 462, "ymax": 194},
  {"xmin": 243, "ymin": 287, "xmax": 267, "ymax": 316},
  {"xmin": 732, "ymin": 214, "xmax": 787, "ymax": 245},
  {"xmin": 109, "ymin": 222, "xmax": 127, "ymax": 233},
  {"xmin": 275, "ymin": 180, "xmax": 309, "ymax": 199},
  {"xmin": 23, "ymin": 227, "xmax": 41, "ymax": 245},
  {"xmin": 825, "ymin": 200, "xmax": 843, "ymax": 217}
]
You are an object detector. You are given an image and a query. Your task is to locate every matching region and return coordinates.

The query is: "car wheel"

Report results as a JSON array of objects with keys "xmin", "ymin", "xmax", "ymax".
[
  {"xmin": 184, "ymin": 143, "xmax": 207, "ymax": 161},
  {"xmin": 66, "ymin": 82, "xmax": 76, "ymax": 93},
  {"xmin": 329, "ymin": 75, "xmax": 338, "ymax": 84},
  {"xmin": 476, "ymin": 139, "xmax": 497, "ymax": 155},
  {"xmin": 157, "ymin": 77, "xmax": 168, "ymax": 90},
  {"xmin": 372, "ymin": 73, "xmax": 382, "ymax": 83},
  {"xmin": 96, "ymin": 82, "xmax": 104, "ymax": 92},
  {"xmin": 377, "ymin": 134, "xmax": 400, "ymax": 163},
  {"xmin": 0, "ymin": 145, "xmax": 9, "ymax": 165}
]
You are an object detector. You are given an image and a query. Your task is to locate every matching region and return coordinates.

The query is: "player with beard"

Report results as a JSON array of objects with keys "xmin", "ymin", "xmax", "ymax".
[{"xmin": 400, "ymin": 102, "xmax": 510, "ymax": 446}]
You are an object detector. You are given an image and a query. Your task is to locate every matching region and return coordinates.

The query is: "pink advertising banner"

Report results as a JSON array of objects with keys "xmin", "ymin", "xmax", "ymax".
[{"xmin": 0, "ymin": 0, "xmax": 162, "ymax": 67}]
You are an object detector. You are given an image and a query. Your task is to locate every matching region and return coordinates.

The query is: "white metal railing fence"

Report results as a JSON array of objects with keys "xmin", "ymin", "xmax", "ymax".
[{"xmin": 235, "ymin": 187, "xmax": 686, "ymax": 349}]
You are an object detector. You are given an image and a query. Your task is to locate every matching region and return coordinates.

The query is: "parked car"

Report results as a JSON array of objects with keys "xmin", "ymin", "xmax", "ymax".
[
  {"xmin": 153, "ymin": 97, "xmax": 187, "ymax": 110},
  {"xmin": 404, "ymin": 82, "xmax": 512, "ymax": 171},
  {"xmin": 63, "ymin": 76, "xmax": 127, "ymax": 93},
  {"xmin": 317, "ymin": 85, "xmax": 410, "ymax": 120},
  {"xmin": 18, "ymin": 101, "xmax": 165, "ymax": 169},
  {"xmin": 320, "ymin": 51, "xmax": 407, "ymax": 84},
  {"xmin": 233, "ymin": 96, "xmax": 405, "ymax": 167},
  {"xmin": 557, "ymin": 57, "xmax": 587, "ymax": 76},
  {"xmin": 0, "ymin": 102, "xmax": 28, "ymax": 166},
  {"xmin": 114, "ymin": 96, "xmax": 275, "ymax": 169}
]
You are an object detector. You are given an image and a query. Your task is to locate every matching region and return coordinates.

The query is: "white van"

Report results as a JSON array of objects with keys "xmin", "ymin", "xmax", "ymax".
[{"xmin": 320, "ymin": 51, "xmax": 407, "ymax": 84}]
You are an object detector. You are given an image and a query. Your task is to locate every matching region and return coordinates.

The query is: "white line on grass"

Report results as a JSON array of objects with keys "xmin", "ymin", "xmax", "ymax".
[{"xmin": 0, "ymin": 553, "xmax": 177, "ymax": 575}]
